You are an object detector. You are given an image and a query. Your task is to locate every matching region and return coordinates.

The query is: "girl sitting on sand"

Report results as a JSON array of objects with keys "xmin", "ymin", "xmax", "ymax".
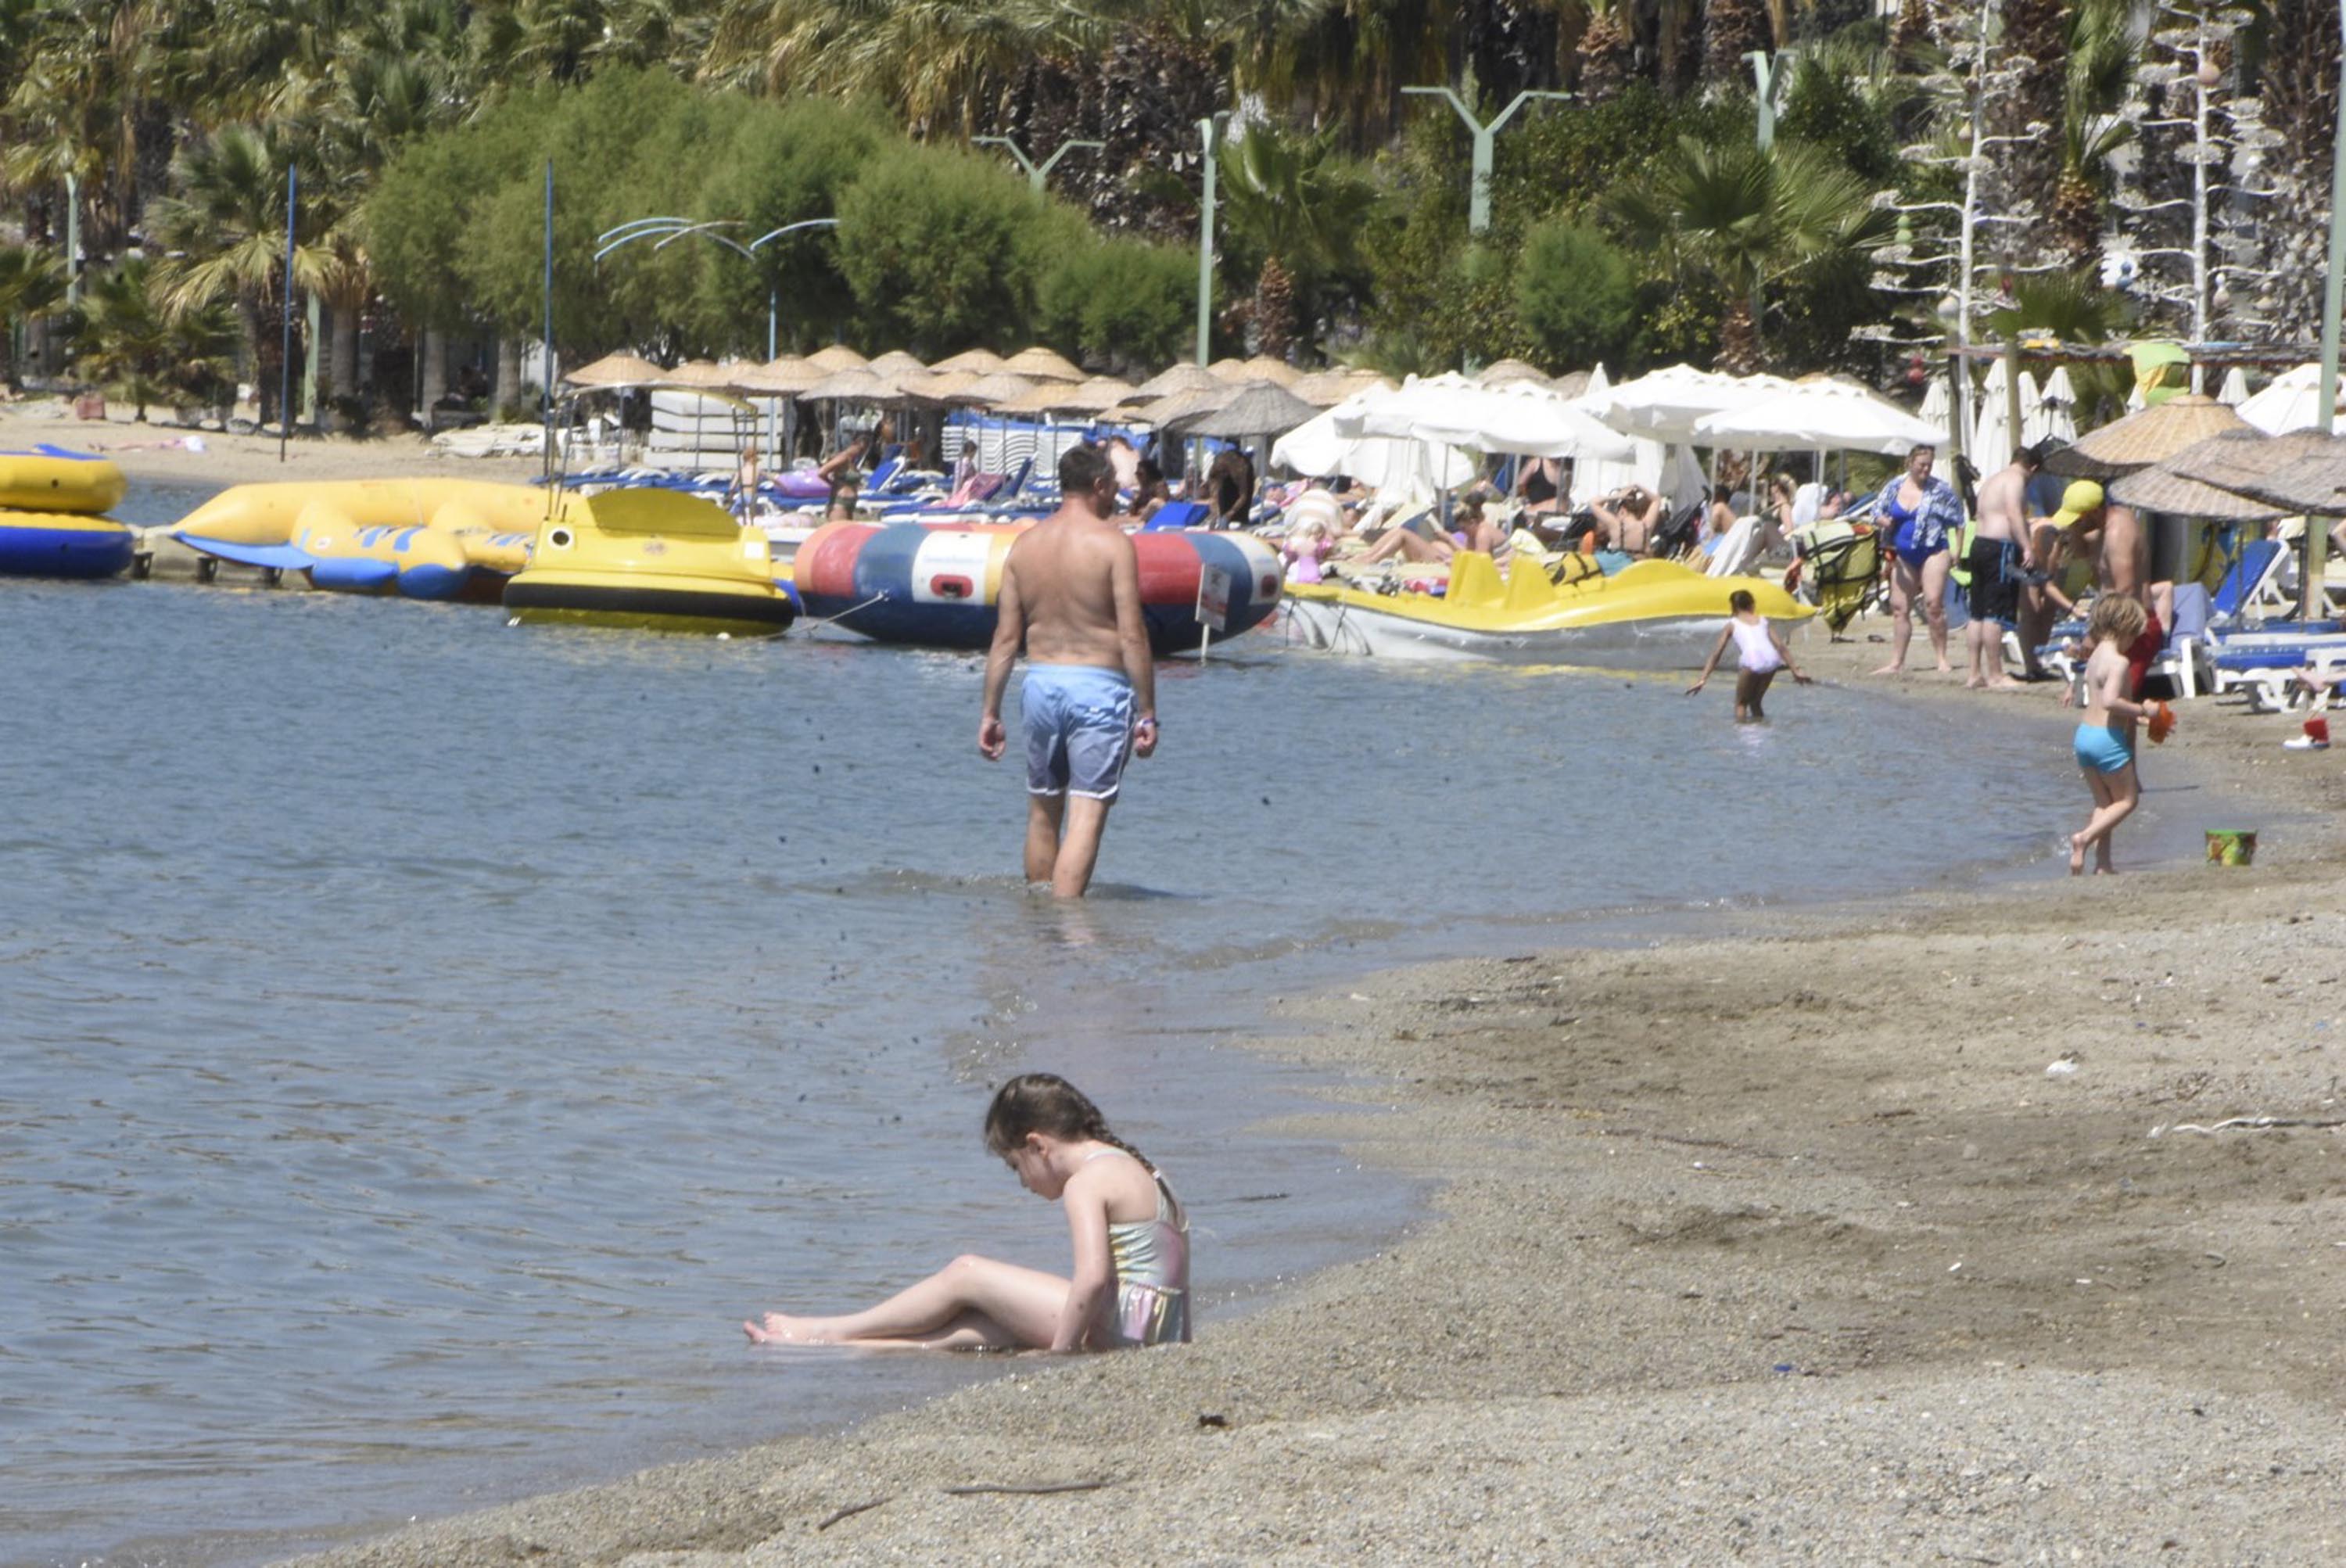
[
  {"xmin": 744, "ymin": 1075, "xmax": 1189, "ymax": 1351},
  {"xmin": 2070, "ymin": 595, "xmax": 2152, "ymax": 874},
  {"xmin": 1687, "ymin": 589, "xmax": 1810, "ymax": 722}
]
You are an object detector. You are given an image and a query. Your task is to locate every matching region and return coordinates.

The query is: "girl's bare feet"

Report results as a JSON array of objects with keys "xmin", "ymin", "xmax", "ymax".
[
  {"xmin": 743, "ymin": 1312, "xmax": 829, "ymax": 1344},
  {"xmin": 1871, "ymin": 662, "xmax": 1903, "ymax": 676},
  {"xmin": 2068, "ymin": 832, "xmax": 2088, "ymax": 875}
]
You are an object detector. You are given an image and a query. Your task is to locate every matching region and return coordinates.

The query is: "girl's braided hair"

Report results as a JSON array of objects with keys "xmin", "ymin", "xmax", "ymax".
[{"xmin": 984, "ymin": 1073, "xmax": 1157, "ymax": 1176}]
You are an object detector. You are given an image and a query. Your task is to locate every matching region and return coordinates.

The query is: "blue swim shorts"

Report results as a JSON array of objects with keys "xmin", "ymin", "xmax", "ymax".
[
  {"xmin": 1023, "ymin": 665, "xmax": 1135, "ymax": 801},
  {"xmin": 2073, "ymin": 722, "xmax": 2134, "ymax": 775}
]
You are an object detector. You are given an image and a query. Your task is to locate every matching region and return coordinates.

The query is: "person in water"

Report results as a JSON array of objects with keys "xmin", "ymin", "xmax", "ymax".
[
  {"xmin": 1871, "ymin": 442, "xmax": 1965, "ymax": 676},
  {"xmin": 978, "ymin": 443, "xmax": 1157, "ymax": 898},
  {"xmin": 744, "ymin": 1074, "xmax": 1189, "ymax": 1351},
  {"xmin": 1687, "ymin": 588, "xmax": 1811, "ymax": 721},
  {"xmin": 2069, "ymin": 594, "xmax": 2151, "ymax": 875}
]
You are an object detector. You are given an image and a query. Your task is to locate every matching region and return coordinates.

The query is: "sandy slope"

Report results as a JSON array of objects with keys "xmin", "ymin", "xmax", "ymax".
[{"xmin": 264, "ymin": 633, "xmax": 2346, "ymax": 1566}]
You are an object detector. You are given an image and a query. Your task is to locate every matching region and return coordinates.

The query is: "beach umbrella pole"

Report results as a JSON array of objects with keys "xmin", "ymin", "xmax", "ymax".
[{"xmin": 2309, "ymin": 0, "xmax": 2346, "ymax": 618}]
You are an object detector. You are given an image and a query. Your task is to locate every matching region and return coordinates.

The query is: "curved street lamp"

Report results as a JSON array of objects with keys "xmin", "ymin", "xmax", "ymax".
[{"xmin": 594, "ymin": 216, "xmax": 841, "ymax": 360}]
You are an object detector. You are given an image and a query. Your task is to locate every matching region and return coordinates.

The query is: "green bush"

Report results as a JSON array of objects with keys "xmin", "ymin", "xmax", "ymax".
[
  {"xmin": 1035, "ymin": 235, "xmax": 1196, "ymax": 371},
  {"xmin": 1515, "ymin": 219, "xmax": 1638, "ymax": 369},
  {"xmin": 833, "ymin": 145, "xmax": 1060, "ymax": 351}
]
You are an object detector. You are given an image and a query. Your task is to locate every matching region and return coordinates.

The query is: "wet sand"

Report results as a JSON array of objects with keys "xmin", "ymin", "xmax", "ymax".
[{"xmin": 268, "ymin": 628, "xmax": 2346, "ymax": 1566}]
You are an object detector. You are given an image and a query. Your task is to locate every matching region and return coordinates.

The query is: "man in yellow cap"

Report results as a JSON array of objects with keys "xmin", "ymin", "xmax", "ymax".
[
  {"xmin": 2042, "ymin": 478, "xmax": 2167, "ymax": 695},
  {"xmin": 2020, "ymin": 479, "xmax": 2103, "ymax": 677}
]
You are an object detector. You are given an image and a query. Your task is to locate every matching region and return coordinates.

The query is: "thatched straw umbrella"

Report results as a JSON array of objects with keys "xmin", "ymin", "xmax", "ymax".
[
  {"xmin": 1127, "ymin": 362, "xmax": 1223, "ymax": 403},
  {"xmin": 564, "ymin": 351, "xmax": 666, "ymax": 389},
  {"xmin": 956, "ymin": 370, "xmax": 1042, "ymax": 408},
  {"xmin": 2043, "ymin": 393, "xmax": 2251, "ymax": 479},
  {"xmin": 866, "ymin": 350, "xmax": 928, "ymax": 380},
  {"xmin": 735, "ymin": 356, "xmax": 823, "ymax": 395},
  {"xmin": 1207, "ymin": 357, "xmax": 1253, "ymax": 382},
  {"xmin": 1288, "ymin": 367, "xmax": 1393, "ymax": 407},
  {"xmin": 1236, "ymin": 354, "xmax": 1301, "ymax": 386},
  {"xmin": 1171, "ymin": 380, "xmax": 1320, "ymax": 441},
  {"xmin": 2171, "ymin": 429, "xmax": 2346, "ymax": 515},
  {"xmin": 1002, "ymin": 346, "xmax": 1084, "ymax": 382},
  {"xmin": 805, "ymin": 344, "xmax": 868, "ymax": 373},
  {"xmin": 1476, "ymin": 357, "xmax": 1551, "ymax": 389},
  {"xmin": 2108, "ymin": 441, "xmax": 2286, "ymax": 522},
  {"xmin": 897, "ymin": 369, "xmax": 981, "ymax": 406},
  {"xmin": 932, "ymin": 347, "xmax": 1007, "ymax": 375}
]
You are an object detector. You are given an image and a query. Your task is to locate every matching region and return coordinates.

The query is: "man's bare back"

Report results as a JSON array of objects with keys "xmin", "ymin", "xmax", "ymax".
[
  {"xmin": 977, "ymin": 447, "xmax": 1158, "ymax": 898},
  {"xmin": 1973, "ymin": 459, "xmax": 2032, "ymax": 548}
]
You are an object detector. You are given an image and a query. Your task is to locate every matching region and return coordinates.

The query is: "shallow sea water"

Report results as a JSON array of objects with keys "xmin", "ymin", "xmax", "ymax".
[{"xmin": 1, "ymin": 489, "xmax": 2211, "ymax": 1566}]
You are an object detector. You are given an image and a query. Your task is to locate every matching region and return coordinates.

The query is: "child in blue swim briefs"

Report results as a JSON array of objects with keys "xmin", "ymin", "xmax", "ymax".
[{"xmin": 2070, "ymin": 594, "xmax": 2152, "ymax": 875}]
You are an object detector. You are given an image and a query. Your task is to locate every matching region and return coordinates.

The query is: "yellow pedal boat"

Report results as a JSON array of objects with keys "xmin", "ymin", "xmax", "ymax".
[
  {"xmin": 503, "ymin": 488, "xmax": 797, "ymax": 636},
  {"xmin": 1279, "ymin": 553, "xmax": 1812, "ymax": 666}
]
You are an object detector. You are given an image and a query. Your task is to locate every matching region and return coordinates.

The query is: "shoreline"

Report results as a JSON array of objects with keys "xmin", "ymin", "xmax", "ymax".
[{"xmin": 267, "ymin": 637, "xmax": 2346, "ymax": 1565}]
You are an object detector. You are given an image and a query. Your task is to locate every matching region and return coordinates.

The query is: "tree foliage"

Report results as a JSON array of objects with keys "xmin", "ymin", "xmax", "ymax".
[{"xmin": 1515, "ymin": 219, "xmax": 1637, "ymax": 370}]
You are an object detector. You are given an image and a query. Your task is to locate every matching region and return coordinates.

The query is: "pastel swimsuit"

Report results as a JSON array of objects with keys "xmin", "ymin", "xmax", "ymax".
[
  {"xmin": 1730, "ymin": 617, "xmax": 1784, "ymax": 674},
  {"xmin": 1085, "ymin": 1150, "xmax": 1190, "ymax": 1347},
  {"xmin": 2074, "ymin": 721, "xmax": 2134, "ymax": 775}
]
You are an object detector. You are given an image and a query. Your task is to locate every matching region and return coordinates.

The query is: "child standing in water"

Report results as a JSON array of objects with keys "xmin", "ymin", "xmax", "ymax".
[
  {"xmin": 2070, "ymin": 594, "xmax": 2151, "ymax": 875},
  {"xmin": 1687, "ymin": 589, "xmax": 1810, "ymax": 721},
  {"xmin": 744, "ymin": 1075, "xmax": 1189, "ymax": 1351}
]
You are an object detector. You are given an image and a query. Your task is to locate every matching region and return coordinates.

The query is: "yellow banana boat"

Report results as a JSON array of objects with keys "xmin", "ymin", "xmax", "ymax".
[
  {"xmin": 0, "ymin": 446, "xmax": 127, "ymax": 514},
  {"xmin": 174, "ymin": 478, "xmax": 552, "ymax": 601},
  {"xmin": 503, "ymin": 488, "xmax": 797, "ymax": 636},
  {"xmin": 1280, "ymin": 553, "xmax": 1812, "ymax": 665}
]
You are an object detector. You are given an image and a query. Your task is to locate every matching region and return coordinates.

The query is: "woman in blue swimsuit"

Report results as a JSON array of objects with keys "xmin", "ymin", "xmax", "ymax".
[{"xmin": 1870, "ymin": 443, "xmax": 1966, "ymax": 676}]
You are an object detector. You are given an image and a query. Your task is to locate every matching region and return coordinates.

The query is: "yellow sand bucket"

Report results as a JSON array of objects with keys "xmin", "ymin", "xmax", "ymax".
[{"xmin": 2204, "ymin": 830, "xmax": 2258, "ymax": 867}]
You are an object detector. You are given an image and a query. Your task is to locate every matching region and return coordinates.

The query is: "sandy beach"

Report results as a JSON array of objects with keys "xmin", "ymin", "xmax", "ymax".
[
  {"xmin": 0, "ymin": 397, "xmax": 547, "ymax": 490},
  {"xmin": 249, "ymin": 629, "xmax": 2346, "ymax": 1567}
]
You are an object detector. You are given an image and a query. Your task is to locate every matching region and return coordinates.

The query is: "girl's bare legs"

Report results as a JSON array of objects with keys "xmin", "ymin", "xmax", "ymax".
[
  {"xmin": 1734, "ymin": 667, "xmax": 1777, "ymax": 722},
  {"xmin": 2072, "ymin": 763, "xmax": 2138, "ymax": 875},
  {"xmin": 1874, "ymin": 558, "xmax": 1919, "ymax": 673},
  {"xmin": 746, "ymin": 1254, "xmax": 1071, "ymax": 1349},
  {"xmin": 1358, "ymin": 527, "xmax": 1448, "ymax": 566}
]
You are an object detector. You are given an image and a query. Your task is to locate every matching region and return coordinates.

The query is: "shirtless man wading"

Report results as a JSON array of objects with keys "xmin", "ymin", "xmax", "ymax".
[
  {"xmin": 1964, "ymin": 443, "xmax": 2043, "ymax": 688},
  {"xmin": 978, "ymin": 444, "xmax": 1158, "ymax": 899}
]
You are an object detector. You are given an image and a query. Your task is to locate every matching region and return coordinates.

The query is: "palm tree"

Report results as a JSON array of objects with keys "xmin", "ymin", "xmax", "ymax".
[
  {"xmin": 70, "ymin": 258, "xmax": 238, "ymax": 420},
  {"xmin": 1608, "ymin": 135, "xmax": 1891, "ymax": 372},
  {"xmin": 1577, "ymin": 0, "xmax": 1634, "ymax": 100},
  {"xmin": 2049, "ymin": 1, "xmax": 2134, "ymax": 274},
  {"xmin": 1211, "ymin": 123, "xmax": 1381, "ymax": 361},
  {"xmin": 1704, "ymin": 0, "xmax": 1774, "ymax": 88},
  {"xmin": 147, "ymin": 124, "xmax": 333, "ymax": 426},
  {"xmin": 0, "ymin": 242, "xmax": 67, "ymax": 388}
]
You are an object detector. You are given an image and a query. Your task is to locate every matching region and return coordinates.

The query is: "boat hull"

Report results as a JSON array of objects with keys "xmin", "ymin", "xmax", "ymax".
[
  {"xmin": 503, "ymin": 489, "xmax": 797, "ymax": 636},
  {"xmin": 1279, "ymin": 556, "xmax": 1810, "ymax": 669},
  {"xmin": 504, "ymin": 573, "xmax": 798, "ymax": 636},
  {"xmin": 0, "ymin": 513, "xmax": 135, "ymax": 579}
]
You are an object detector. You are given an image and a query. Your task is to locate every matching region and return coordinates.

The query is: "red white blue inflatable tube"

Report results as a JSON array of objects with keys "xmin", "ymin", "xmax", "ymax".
[{"xmin": 791, "ymin": 522, "xmax": 1282, "ymax": 655}]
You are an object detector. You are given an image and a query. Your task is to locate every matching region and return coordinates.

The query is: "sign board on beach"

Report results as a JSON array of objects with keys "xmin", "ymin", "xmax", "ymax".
[{"xmin": 1196, "ymin": 563, "xmax": 1232, "ymax": 632}]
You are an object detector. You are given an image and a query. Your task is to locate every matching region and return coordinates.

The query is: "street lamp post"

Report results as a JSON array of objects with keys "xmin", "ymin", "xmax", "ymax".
[
  {"xmin": 974, "ymin": 135, "xmax": 1104, "ymax": 193},
  {"xmin": 1196, "ymin": 114, "xmax": 1228, "ymax": 366},
  {"xmin": 596, "ymin": 214, "xmax": 841, "ymax": 458},
  {"xmin": 1400, "ymin": 86, "xmax": 1569, "ymax": 235}
]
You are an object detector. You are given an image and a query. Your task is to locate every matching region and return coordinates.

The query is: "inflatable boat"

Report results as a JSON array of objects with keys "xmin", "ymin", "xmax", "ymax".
[
  {"xmin": 504, "ymin": 488, "xmax": 797, "ymax": 636},
  {"xmin": 0, "ymin": 511, "xmax": 137, "ymax": 578},
  {"xmin": 1279, "ymin": 554, "xmax": 1812, "ymax": 665},
  {"xmin": 0, "ymin": 446, "xmax": 127, "ymax": 515},
  {"xmin": 790, "ymin": 522, "xmax": 1281, "ymax": 655},
  {"xmin": 174, "ymin": 479, "xmax": 552, "ymax": 601}
]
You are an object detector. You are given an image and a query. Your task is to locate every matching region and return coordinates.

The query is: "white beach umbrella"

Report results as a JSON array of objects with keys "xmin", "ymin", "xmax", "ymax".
[
  {"xmin": 1918, "ymin": 375, "xmax": 1955, "ymax": 447},
  {"xmin": 1968, "ymin": 357, "xmax": 2013, "ymax": 472},
  {"xmin": 2217, "ymin": 365, "xmax": 2251, "ymax": 407},
  {"xmin": 2037, "ymin": 365, "xmax": 2079, "ymax": 444},
  {"xmin": 1692, "ymin": 376, "xmax": 1942, "ymax": 455},
  {"xmin": 1579, "ymin": 362, "xmax": 1799, "ymax": 445},
  {"xmin": 1336, "ymin": 372, "xmax": 1635, "ymax": 460},
  {"xmin": 2237, "ymin": 362, "xmax": 2338, "ymax": 434},
  {"xmin": 1273, "ymin": 388, "xmax": 1473, "ymax": 498}
]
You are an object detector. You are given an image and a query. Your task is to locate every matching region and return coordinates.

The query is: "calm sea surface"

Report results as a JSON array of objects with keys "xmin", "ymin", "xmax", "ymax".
[{"xmin": 3, "ymin": 481, "xmax": 2211, "ymax": 1566}]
